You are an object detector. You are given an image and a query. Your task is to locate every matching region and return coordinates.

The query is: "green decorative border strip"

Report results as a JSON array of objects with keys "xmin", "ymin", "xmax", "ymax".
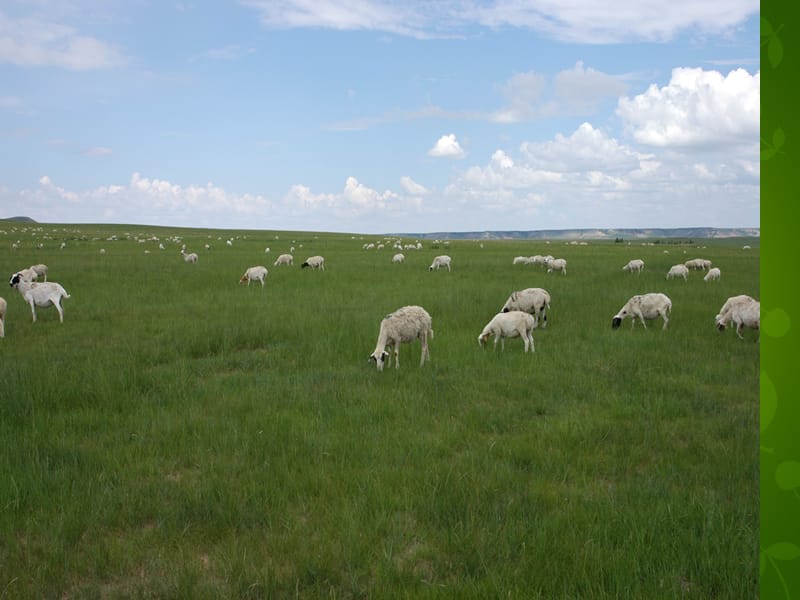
[{"xmin": 761, "ymin": 3, "xmax": 799, "ymax": 599}]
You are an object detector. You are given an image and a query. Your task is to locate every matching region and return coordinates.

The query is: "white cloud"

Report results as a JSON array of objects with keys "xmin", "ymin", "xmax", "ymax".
[
  {"xmin": 617, "ymin": 68, "xmax": 760, "ymax": 148},
  {"xmin": 0, "ymin": 11, "xmax": 125, "ymax": 70},
  {"xmin": 241, "ymin": 1, "xmax": 758, "ymax": 43},
  {"xmin": 428, "ymin": 134, "xmax": 465, "ymax": 158},
  {"xmin": 285, "ymin": 177, "xmax": 399, "ymax": 216},
  {"xmin": 400, "ymin": 176, "xmax": 429, "ymax": 195},
  {"xmin": 554, "ymin": 61, "xmax": 629, "ymax": 111}
]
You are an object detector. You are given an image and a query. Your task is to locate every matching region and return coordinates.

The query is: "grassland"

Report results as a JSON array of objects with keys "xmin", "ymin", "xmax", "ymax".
[{"xmin": 0, "ymin": 223, "xmax": 759, "ymax": 598}]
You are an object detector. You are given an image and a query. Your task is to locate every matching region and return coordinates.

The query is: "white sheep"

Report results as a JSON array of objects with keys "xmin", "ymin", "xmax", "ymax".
[
  {"xmin": 512, "ymin": 256, "xmax": 531, "ymax": 265},
  {"xmin": 239, "ymin": 266, "xmax": 268, "ymax": 287},
  {"xmin": 703, "ymin": 267, "xmax": 721, "ymax": 282},
  {"xmin": 392, "ymin": 253, "xmax": 405, "ymax": 264},
  {"xmin": 546, "ymin": 258, "xmax": 567, "ymax": 275},
  {"xmin": 501, "ymin": 287, "xmax": 551, "ymax": 329},
  {"xmin": 0, "ymin": 296, "xmax": 6, "ymax": 337},
  {"xmin": 301, "ymin": 255, "xmax": 325, "ymax": 270},
  {"xmin": 666, "ymin": 264, "xmax": 689, "ymax": 281},
  {"xmin": 9, "ymin": 272, "xmax": 71, "ymax": 323},
  {"xmin": 717, "ymin": 298, "xmax": 760, "ymax": 340},
  {"xmin": 368, "ymin": 305, "xmax": 433, "ymax": 371},
  {"xmin": 715, "ymin": 295, "xmax": 757, "ymax": 332},
  {"xmin": 428, "ymin": 255, "xmax": 452, "ymax": 272},
  {"xmin": 685, "ymin": 258, "xmax": 711, "ymax": 270},
  {"xmin": 478, "ymin": 311, "xmax": 535, "ymax": 352},
  {"xmin": 181, "ymin": 250, "xmax": 198, "ymax": 264},
  {"xmin": 622, "ymin": 259, "xmax": 644, "ymax": 274},
  {"xmin": 274, "ymin": 253, "xmax": 294, "ymax": 266},
  {"xmin": 30, "ymin": 264, "xmax": 48, "ymax": 281},
  {"xmin": 14, "ymin": 267, "xmax": 38, "ymax": 282},
  {"xmin": 611, "ymin": 292, "xmax": 672, "ymax": 330}
]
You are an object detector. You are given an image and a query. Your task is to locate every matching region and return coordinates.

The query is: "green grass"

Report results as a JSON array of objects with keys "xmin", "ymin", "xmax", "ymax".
[{"xmin": 1, "ymin": 224, "xmax": 758, "ymax": 598}]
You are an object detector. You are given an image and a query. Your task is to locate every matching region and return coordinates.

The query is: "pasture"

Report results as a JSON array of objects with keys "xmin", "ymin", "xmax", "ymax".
[{"xmin": 1, "ymin": 224, "xmax": 759, "ymax": 598}]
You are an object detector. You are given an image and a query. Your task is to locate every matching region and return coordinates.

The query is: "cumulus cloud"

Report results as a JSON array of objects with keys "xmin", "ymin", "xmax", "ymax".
[
  {"xmin": 554, "ymin": 61, "xmax": 629, "ymax": 111},
  {"xmin": 241, "ymin": 0, "xmax": 757, "ymax": 43},
  {"xmin": 285, "ymin": 177, "xmax": 399, "ymax": 216},
  {"xmin": 617, "ymin": 68, "xmax": 760, "ymax": 149},
  {"xmin": 400, "ymin": 176, "xmax": 429, "ymax": 195},
  {"xmin": 428, "ymin": 134, "xmax": 465, "ymax": 158},
  {"xmin": 0, "ymin": 11, "xmax": 125, "ymax": 70}
]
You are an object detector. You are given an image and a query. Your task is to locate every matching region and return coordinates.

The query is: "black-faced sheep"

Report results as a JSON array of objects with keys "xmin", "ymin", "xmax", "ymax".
[
  {"xmin": 301, "ymin": 256, "xmax": 325, "ymax": 270},
  {"xmin": 612, "ymin": 292, "xmax": 672, "ymax": 330},
  {"xmin": 368, "ymin": 305, "xmax": 433, "ymax": 371},
  {"xmin": 9, "ymin": 272, "xmax": 71, "ymax": 323}
]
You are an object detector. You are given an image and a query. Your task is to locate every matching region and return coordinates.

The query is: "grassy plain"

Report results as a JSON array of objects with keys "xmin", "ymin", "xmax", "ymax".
[{"xmin": 0, "ymin": 223, "xmax": 759, "ymax": 598}]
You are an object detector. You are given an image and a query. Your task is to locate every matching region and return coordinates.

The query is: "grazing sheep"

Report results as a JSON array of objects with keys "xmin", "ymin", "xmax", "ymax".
[
  {"xmin": 611, "ymin": 292, "xmax": 672, "ymax": 330},
  {"xmin": 478, "ymin": 311, "xmax": 535, "ymax": 352},
  {"xmin": 9, "ymin": 272, "xmax": 70, "ymax": 323},
  {"xmin": 666, "ymin": 264, "xmax": 689, "ymax": 281},
  {"xmin": 513, "ymin": 256, "xmax": 531, "ymax": 265},
  {"xmin": 181, "ymin": 250, "xmax": 198, "ymax": 264},
  {"xmin": 368, "ymin": 305, "xmax": 433, "ymax": 371},
  {"xmin": 239, "ymin": 266, "xmax": 268, "ymax": 287},
  {"xmin": 30, "ymin": 264, "xmax": 48, "ymax": 281},
  {"xmin": 715, "ymin": 295, "xmax": 758, "ymax": 331},
  {"xmin": 717, "ymin": 298, "xmax": 760, "ymax": 340},
  {"xmin": 703, "ymin": 267, "xmax": 721, "ymax": 282},
  {"xmin": 428, "ymin": 255, "xmax": 452, "ymax": 272},
  {"xmin": 274, "ymin": 253, "xmax": 294, "ymax": 266},
  {"xmin": 622, "ymin": 259, "xmax": 644, "ymax": 274},
  {"xmin": 685, "ymin": 258, "xmax": 711, "ymax": 270},
  {"xmin": 501, "ymin": 287, "xmax": 551, "ymax": 329},
  {"xmin": 301, "ymin": 255, "xmax": 325, "ymax": 270},
  {"xmin": 546, "ymin": 258, "xmax": 567, "ymax": 275},
  {"xmin": 0, "ymin": 296, "xmax": 5, "ymax": 337},
  {"xmin": 392, "ymin": 253, "xmax": 405, "ymax": 264}
]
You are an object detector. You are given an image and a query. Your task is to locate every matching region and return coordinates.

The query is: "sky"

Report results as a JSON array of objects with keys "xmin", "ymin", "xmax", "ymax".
[{"xmin": 0, "ymin": 1, "xmax": 760, "ymax": 234}]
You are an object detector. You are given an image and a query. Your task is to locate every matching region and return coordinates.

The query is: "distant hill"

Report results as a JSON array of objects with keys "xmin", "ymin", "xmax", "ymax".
[
  {"xmin": 401, "ymin": 227, "xmax": 760, "ymax": 240},
  {"xmin": 1, "ymin": 216, "xmax": 38, "ymax": 223}
]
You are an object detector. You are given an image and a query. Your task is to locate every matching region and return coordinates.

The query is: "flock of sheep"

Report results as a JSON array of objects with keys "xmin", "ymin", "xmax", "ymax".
[{"xmin": 366, "ymin": 254, "xmax": 759, "ymax": 371}]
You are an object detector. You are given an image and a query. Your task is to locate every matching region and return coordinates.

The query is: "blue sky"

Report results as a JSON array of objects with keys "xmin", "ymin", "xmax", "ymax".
[{"xmin": 1, "ymin": 1, "xmax": 759, "ymax": 234}]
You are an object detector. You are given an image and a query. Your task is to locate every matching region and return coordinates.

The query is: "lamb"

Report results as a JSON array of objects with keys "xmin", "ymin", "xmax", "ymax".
[
  {"xmin": 478, "ymin": 311, "xmax": 535, "ymax": 352},
  {"xmin": 301, "ymin": 255, "xmax": 325, "ymax": 270},
  {"xmin": 239, "ymin": 266, "xmax": 268, "ymax": 287},
  {"xmin": 611, "ymin": 292, "xmax": 672, "ymax": 330},
  {"xmin": 181, "ymin": 250, "xmax": 198, "ymax": 264},
  {"xmin": 546, "ymin": 258, "xmax": 567, "ymax": 275},
  {"xmin": 428, "ymin": 255, "xmax": 452, "ymax": 272},
  {"xmin": 622, "ymin": 259, "xmax": 644, "ymax": 274},
  {"xmin": 9, "ymin": 272, "xmax": 71, "ymax": 323},
  {"xmin": 666, "ymin": 264, "xmax": 689, "ymax": 281},
  {"xmin": 501, "ymin": 287, "xmax": 551, "ymax": 329},
  {"xmin": 273, "ymin": 253, "xmax": 294, "ymax": 266},
  {"xmin": 368, "ymin": 305, "xmax": 433, "ymax": 371},
  {"xmin": 716, "ymin": 297, "xmax": 760, "ymax": 340},
  {"xmin": 0, "ymin": 296, "xmax": 5, "ymax": 337},
  {"xmin": 703, "ymin": 267, "xmax": 721, "ymax": 282},
  {"xmin": 392, "ymin": 253, "xmax": 405, "ymax": 264},
  {"xmin": 30, "ymin": 264, "xmax": 48, "ymax": 281}
]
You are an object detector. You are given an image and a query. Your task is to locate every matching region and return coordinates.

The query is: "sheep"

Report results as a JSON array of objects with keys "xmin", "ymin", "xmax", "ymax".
[
  {"xmin": 30, "ymin": 264, "xmax": 48, "ymax": 281},
  {"xmin": 703, "ymin": 267, "xmax": 721, "ymax": 282},
  {"xmin": 13, "ymin": 267, "xmax": 38, "ymax": 282},
  {"xmin": 0, "ymin": 296, "xmax": 5, "ymax": 337},
  {"xmin": 546, "ymin": 258, "xmax": 567, "ymax": 275},
  {"xmin": 501, "ymin": 287, "xmax": 551, "ymax": 329},
  {"xmin": 392, "ymin": 253, "xmax": 405, "ymax": 264},
  {"xmin": 181, "ymin": 250, "xmax": 198, "ymax": 264},
  {"xmin": 301, "ymin": 255, "xmax": 325, "ymax": 270},
  {"xmin": 9, "ymin": 272, "xmax": 71, "ymax": 323},
  {"xmin": 428, "ymin": 255, "xmax": 452, "ymax": 272},
  {"xmin": 715, "ymin": 295, "xmax": 757, "ymax": 331},
  {"xmin": 273, "ymin": 253, "xmax": 294, "ymax": 266},
  {"xmin": 685, "ymin": 258, "xmax": 711, "ymax": 270},
  {"xmin": 478, "ymin": 311, "xmax": 535, "ymax": 352},
  {"xmin": 622, "ymin": 259, "xmax": 644, "ymax": 274},
  {"xmin": 368, "ymin": 305, "xmax": 433, "ymax": 371},
  {"xmin": 611, "ymin": 292, "xmax": 672, "ymax": 330},
  {"xmin": 512, "ymin": 256, "xmax": 531, "ymax": 265},
  {"xmin": 666, "ymin": 264, "xmax": 689, "ymax": 281},
  {"xmin": 239, "ymin": 266, "xmax": 268, "ymax": 287},
  {"xmin": 716, "ymin": 298, "xmax": 760, "ymax": 340}
]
